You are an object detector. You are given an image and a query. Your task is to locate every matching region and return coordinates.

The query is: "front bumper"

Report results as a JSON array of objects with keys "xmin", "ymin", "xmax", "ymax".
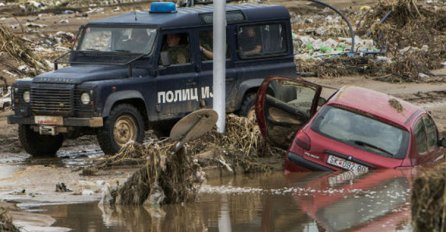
[{"xmin": 7, "ymin": 115, "xmax": 103, "ymax": 127}]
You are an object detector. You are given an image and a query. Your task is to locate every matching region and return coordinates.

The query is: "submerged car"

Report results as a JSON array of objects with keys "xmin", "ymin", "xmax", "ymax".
[{"xmin": 255, "ymin": 76, "xmax": 446, "ymax": 173}]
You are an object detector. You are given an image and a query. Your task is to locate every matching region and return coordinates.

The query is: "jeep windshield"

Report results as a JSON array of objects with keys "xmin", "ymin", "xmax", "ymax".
[
  {"xmin": 78, "ymin": 27, "xmax": 156, "ymax": 54},
  {"xmin": 56, "ymin": 26, "xmax": 157, "ymax": 66}
]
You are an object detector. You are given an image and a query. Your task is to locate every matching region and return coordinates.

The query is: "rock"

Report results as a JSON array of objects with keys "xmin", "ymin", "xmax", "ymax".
[
  {"xmin": 25, "ymin": 23, "xmax": 47, "ymax": 28},
  {"xmin": 418, "ymin": 73, "xmax": 431, "ymax": 81},
  {"xmin": 376, "ymin": 56, "xmax": 392, "ymax": 64},
  {"xmin": 315, "ymin": 27, "xmax": 327, "ymax": 36},
  {"xmin": 82, "ymin": 189, "xmax": 95, "ymax": 195},
  {"xmin": 55, "ymin": 183, "xmax": 72, "ymax": 192}
]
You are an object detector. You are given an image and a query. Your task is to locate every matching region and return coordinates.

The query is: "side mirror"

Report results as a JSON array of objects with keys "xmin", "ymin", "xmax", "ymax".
[
  {"xmin": 438, "ymin": 137, "xmax": 446, "ymax": 147},
  {"xmin": 160, "ymin": 51, "xmax": 171, "ymax": 66}
]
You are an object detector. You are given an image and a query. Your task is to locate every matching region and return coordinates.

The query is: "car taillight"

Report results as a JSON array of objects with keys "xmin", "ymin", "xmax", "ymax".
[{"xmin": 295, "ymin": 132, "xmax": 311, "ymax": 151}]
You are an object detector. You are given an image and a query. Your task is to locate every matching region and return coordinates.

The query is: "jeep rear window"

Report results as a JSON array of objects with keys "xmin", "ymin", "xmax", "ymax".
[
  {"xmin": 311, "ymin": 106, "xmax": 409, "ymax": 159},
  {"xmin": 78, "ymin": 27, "xmax": 156, "ymax": 54},
  {"xmin": 237, "ymin": 23, "xmax": 287, "ymax": 59}
]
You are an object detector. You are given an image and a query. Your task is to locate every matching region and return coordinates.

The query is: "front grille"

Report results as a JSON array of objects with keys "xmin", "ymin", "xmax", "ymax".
[{"xmin": 31, "ymin": 84, "xmax": 74, "ymax": 116}]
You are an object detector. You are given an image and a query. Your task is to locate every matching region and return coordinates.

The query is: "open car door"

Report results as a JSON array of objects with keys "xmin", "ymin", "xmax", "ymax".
[{"xmin": 255, "ymin": 76, "xmax": 322, "ymax": 149}]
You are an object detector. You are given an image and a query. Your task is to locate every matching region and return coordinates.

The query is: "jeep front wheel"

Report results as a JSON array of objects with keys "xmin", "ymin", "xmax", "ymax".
[
  {"xmin": 97, "ymin": 104, "xmax": 144, "ymax": 155},
  {"xmin": 18, "ymin": 125, "xmax": 64, "ymax": 156}
]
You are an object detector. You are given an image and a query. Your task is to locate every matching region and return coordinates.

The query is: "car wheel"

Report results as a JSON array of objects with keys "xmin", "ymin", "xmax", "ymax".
[
  {"xmin": 239, "ymin": 93, "xmax": 257, "ymax": 120},
  {"xmin": 18, "ymin": 125, "xmax": 64, "ymax": 156},
  {"xmin": 97, "ymin": 104, "xmax": 144, "ymax": 155}
]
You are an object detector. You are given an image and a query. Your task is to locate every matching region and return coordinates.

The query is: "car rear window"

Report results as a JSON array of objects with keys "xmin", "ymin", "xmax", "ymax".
[{"xmin": 311, "ymin": 106, "xmax": 409, "ymax": 159}]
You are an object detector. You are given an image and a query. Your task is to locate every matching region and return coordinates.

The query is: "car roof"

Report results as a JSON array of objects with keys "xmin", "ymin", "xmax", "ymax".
[
  {"xmin": 327, "ymin": 86, "xmax": 423, "ymax": 127},
  {"xmin": 87, "ymin": 4, "xmax": 290, "ymax": 29}
]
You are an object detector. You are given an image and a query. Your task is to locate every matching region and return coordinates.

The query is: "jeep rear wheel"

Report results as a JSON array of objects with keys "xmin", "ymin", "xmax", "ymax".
[
  {"xmin": 239, "ymin": 93, "xmax": 257, "ymax": 120},
  {"xmin": 97, "ymin": 104, "xmax": 144, "ymax": 155},
  {"xmin": 18, "ymin": 125, "xmax": 64, "ymax": 156}
]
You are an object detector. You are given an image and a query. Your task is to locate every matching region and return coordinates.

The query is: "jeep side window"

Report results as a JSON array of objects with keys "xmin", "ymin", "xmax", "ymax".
[
  {"xmin": 159, "ymin": 33, "xmax": 190, "ymax": 65},
  {"xmin": 199, "ymin": 30, "xmax": 230, "ymax": 61},
  {"xmin": 237, "ymin": 24, "xmax": 287, "ymax": 58}
]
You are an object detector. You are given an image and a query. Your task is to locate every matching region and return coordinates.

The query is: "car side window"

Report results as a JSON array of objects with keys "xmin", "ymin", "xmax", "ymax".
[
  {"xmin": 414, "ymin": 118, "xmax": 428, "ymax": 155},
  {"xmin": 237, "ymin": 23, "xmax": 287, "ymax": 59},
  {"xmin": 422, "ymin": 115, "xmax": 438, "ymax": 151}
]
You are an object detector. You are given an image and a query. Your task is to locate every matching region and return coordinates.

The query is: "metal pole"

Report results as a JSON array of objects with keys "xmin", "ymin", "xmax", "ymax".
[{"xmin": 213, "ymin": 0, "xmax": 226, "ymax": 133}]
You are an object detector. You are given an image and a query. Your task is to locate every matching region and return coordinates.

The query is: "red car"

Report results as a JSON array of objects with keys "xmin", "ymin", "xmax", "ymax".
[{"xmin": 255, "ymin": 76, "xmax": 446, "ymax": 173}]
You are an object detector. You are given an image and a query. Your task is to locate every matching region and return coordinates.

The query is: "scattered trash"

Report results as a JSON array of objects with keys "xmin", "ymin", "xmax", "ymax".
[{"xmin": 291, "ymin": 0, "xmax": 446, "ymax": 81}]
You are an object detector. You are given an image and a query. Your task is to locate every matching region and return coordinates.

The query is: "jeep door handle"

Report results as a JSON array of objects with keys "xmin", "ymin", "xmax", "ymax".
[{"xmin": 186, "ymin": 81, "xmax": 197, "ymax": 87}]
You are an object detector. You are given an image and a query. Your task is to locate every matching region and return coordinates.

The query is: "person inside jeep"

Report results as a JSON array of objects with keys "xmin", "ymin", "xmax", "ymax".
[
  {"xmin": 161, "ymin": 33, "xmax": 190, "ymax": 64},
  {"xmin": 199, "ymin": 30, "xmax": 214, "ymax": 60},
  {"xmin": 238, "ymin": 26, "xmax": 262, "ymax": 57}
]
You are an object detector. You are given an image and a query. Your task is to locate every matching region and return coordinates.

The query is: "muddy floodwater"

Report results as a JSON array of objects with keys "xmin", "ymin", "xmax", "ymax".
[{"xmin": 23, "ymin": 170, "xmax": 411, "ymax": 231}]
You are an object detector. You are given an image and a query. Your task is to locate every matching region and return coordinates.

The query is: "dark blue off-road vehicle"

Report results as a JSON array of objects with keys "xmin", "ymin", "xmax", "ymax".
[{"xmin": 8, "ymin": 2, "xmax": 296, "ymax": 155}]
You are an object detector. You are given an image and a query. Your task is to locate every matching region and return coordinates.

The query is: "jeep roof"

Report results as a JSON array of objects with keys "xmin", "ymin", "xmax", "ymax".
[{"xmin": 87, "ymin": 4, "xmax": 290, "ymax": 29}]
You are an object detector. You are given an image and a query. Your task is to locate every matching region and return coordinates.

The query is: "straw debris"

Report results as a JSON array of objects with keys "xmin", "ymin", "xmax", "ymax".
[
  {"xmin": 357, "ymin": 0, "xmax": 446, "ymax": 81},
  {"xmin": 0, "ymin": 207, "xmax": 20, "ymax": 232},
  {"xmin": 411, "ymin": 162, "xmax": 446, "ymax": 232},
  {"xmin": 104, "ymin": 142, "xmax": 201, "ymax": 206},
  {"xmin": 0, "ymin": 24, "xmax": 49, "ymax": 77},
  {"xmin": 388, "ymin": 98, "xmax": 403, "ymax": 113},
  {"xmin": 100, "ymin": 114, "xmax": 283, "ymax": 206}
]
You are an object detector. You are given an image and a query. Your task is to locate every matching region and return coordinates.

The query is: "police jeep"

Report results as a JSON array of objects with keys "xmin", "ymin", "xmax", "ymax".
[{"xmin": 8, "ymin": 2, "xmax": 296, "ymax": 156}]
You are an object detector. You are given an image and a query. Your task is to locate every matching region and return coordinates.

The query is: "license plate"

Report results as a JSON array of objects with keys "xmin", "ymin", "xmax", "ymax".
[
  {"xmin": 35, "ymin": 116, "xmax": 63, "ymax": 125},
  {"xmin": 327, "ymin": 155, "xmax": 368, "ymax": 173}
]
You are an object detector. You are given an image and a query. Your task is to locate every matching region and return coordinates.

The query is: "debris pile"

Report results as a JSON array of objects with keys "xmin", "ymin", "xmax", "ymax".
[
  {"xmin": 101, "ymin": 141, "xmax": 201, "ymax": 206},
  {"xmin": 0, "ymin": 207, "xmax": 20, "ymax": 232},
  {"xmin": 411, "ymin": 162, "xmax": 446, "ymax": 232},
  {"xmin": 293, "ymin": 0, "xmax": 446, "ymax": 81},
  {"xmin": 188, "ymin": 114, "xmax": 281, "ymax": 173},
  {"xmin": 358, "ymin": 0, "xmax": 446, "ymax": 81},
  {"xmin": 0, "ymin": 24, "xmax": 49, "ymax": 78},
  {"xmin": 99, "ymin": 114, "xmax": 282, "ymax": 206}
]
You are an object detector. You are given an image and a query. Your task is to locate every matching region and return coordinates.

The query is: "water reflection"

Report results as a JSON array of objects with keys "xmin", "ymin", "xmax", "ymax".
[
  {"xmin": 292, "ymin": 169, "xmax": 413, "ymax": 231},
  {"xmin": 36, "ymin": 170, "xmax": 412, "ymax": 231}
]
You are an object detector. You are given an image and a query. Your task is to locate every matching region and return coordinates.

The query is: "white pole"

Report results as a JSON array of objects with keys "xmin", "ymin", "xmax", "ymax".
[{"xmin": 213, "ymin": 0, "xmax": 226, "ymax": 133}]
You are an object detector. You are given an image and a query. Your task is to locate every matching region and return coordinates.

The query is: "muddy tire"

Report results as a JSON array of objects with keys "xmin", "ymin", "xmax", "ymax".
[
  {"xmin": 18, "ymin": 125, "xmax": 64, "ymax": 156},
  {"xmin": 239, "ymin": 93, "xmax": 257, "ymax": 120},
  {"xmin": 97, "ymin": 104, "xmax": 144, "ymax": 155}
]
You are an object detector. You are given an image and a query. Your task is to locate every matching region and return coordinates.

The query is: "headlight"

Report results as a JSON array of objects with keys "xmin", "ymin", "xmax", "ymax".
[
  {"xmin": 23, "ymin": 91, "xmax": 30, "ymax": 103},
  {"xmin": 81, "ymin": 92, "xmax": 91, "ymax": 105}
]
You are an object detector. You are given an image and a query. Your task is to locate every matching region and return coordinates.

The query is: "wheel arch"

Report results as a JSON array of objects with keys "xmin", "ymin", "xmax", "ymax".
[
  {"xmin": 102, "ymin": 91, "xmax": 149, "ymax": 130},
  {"xmin": 237, "ymin": 79, "xmax": 263, "ymax": 110}
]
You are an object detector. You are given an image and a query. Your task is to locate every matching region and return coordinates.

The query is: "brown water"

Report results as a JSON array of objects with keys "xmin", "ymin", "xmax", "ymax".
[{"xmin": 32, "ymin": 170, "xmax": 412, "ymax": 231}]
